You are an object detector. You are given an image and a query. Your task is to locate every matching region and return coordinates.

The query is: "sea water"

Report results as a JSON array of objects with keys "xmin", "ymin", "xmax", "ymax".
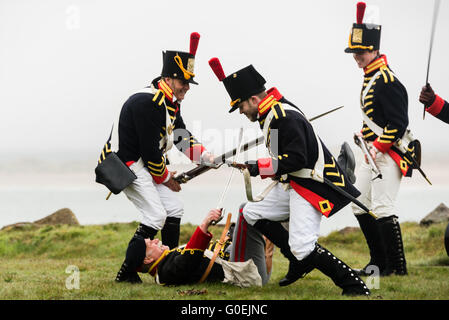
[{"xmin": 1, "ymin": 166, "xmax": 448, "ymax": 236}]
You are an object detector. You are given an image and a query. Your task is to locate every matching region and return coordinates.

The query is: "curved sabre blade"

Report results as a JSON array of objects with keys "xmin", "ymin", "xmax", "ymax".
[{"xmin": 213, "ymin": 127, "xmax": 244, "ymax": 224}]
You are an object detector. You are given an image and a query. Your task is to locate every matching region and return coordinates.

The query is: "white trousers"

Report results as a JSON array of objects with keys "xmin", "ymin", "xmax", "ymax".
[
  {"xmin": 351, "ymin": 150, "xmax": 403, "ymax": 218},
  {"xmin": 123, "ymin": 167, "xmax": 183, "ymax": 230},
  {"xmin": 242, "ymin": 183, "xmax": 322, "ymax": 261}
]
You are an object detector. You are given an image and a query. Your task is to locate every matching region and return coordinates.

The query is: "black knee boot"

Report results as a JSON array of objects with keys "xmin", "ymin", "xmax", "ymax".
[
  {"xmin": 161, "ymin": 217, "xmax": 181, "ymax": 249},
  {"xmin": 312, "ymin": 244, "xmax": 371, "ymax": 296},
  {"xmin": 354, "ymin": 213, "xmax": 391, "ymax": 276},
  {"xmin": 253, "ymin": 219, "xmax": 296, "ymax": 261},
  {"xmin": 115, "ymin": 223, "xmax": 158, "ymax": 283},
  {"xmin": 253, "ymin": 219, "xmax": 309, "ymax": 286},
  {"xmin": 378, "ymin": 215, "xmax": 407, "ymax": 275},
  {"xmin": 277, "ymin": 243, "xmax": 370, "ymax": 296}
]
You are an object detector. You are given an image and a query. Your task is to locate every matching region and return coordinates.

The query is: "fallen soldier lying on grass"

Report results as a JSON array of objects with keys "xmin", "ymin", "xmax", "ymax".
[{"xmin": 121, "ymin": 207, "xmax": 272, "ymax": 287}]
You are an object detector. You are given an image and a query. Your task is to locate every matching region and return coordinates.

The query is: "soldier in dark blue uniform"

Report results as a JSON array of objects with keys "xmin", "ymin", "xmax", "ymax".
[
  {"xmin": 345, "ymin": 2, "xmax": 416, "ymax": 277},
  {"xmin": 207, "ymin": 58, "xmax": 370, "ymax": 296},
  {"xmin": 96, "ymin": 33, "xmax": 215, "ymax": 283}
]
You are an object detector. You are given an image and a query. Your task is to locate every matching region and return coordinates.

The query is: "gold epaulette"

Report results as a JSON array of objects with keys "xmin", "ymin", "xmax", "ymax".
[
  {"xmin": 152, "ymin": 89, "xmax": 165, "ymax": 106},
  {"xmin": 270, "ymin": 102, "xmax": 287, "ymax": 120},
  {"xmin": 379, "ymin": 66, "xmax": 395, "ymax": 84}
]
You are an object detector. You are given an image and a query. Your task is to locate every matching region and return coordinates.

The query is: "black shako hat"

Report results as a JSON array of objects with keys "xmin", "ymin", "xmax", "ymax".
[
  {"xmin": 209, "ymin": 58, "xmax": 266, "ymax": 113},
  {"xmin": 161, "ymin": 32, "xmax": 200, "ymax": 85},
  {"xmin": 125, "ymin": 235, "xmax": 146, "ymax": 272},
  {"xmin": 345, "ymin": 2, "xmax": 381, "ymax": 53}
]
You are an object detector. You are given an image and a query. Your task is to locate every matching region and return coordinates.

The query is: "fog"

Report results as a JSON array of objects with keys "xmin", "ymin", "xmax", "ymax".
[{"xmin": 1, "ymin": 0, "xmax": 448, "ymax": 172}]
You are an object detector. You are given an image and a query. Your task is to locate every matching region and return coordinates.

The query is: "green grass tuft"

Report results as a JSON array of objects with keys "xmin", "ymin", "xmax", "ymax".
[{"xmin": 0, "ymin": 221, "xmax": 448, "ymax": 300}]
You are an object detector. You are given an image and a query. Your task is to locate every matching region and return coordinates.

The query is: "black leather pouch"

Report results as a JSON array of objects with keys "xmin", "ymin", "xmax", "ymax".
[{"xmin": 95, "ymin": 152, "xmax": 137, "ymax": 194}]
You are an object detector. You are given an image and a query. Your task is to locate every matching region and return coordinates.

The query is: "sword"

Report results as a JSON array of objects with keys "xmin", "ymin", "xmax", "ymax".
[
  {"xmin": 406, "ymin": 151, "xmax": 432, "ymax": 185},
  {"xmin": 308, "ymin": 105, "xmax": 344, "ymax": 122},
  {"xmin": 322, "ymin": 177, "xmax": 378, "ymax": 219},
  {"xmin": 424, "ymin": 0, "xmax": 441, "ymax": 119},
  {"xmin": 353, "ymin": 133, "xmax": 382, "ymax": 181},
  {"xmin": 174, "ymin": 105, "xmax": 344, "ymax": 184},
  {"xmin": 212, "ymin": 127, "xmax": 244, "ymax": 225}
]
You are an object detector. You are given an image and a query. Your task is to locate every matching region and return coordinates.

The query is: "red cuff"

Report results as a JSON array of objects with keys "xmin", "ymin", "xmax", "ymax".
[
  {"xmin": 373, "ymin": 138, "xmax": 394, "ymax": 153},
  {"xmin": 426, "ymin": 95, "xmax": 445, "ymax": 117},
  {"xmin": 258, "ymin": 157, "xmax": 276, "ymax": 179},
  {"xmin": 184, "ymin": 145, "xmax": 206, "ymax": 162},
  {"xmin": 185, "ymin": 226, "xmax": 212, "ymax": 250},
  {"xmin": 150, "ymin": 168, "xmax": 169, "ymax": 184}
]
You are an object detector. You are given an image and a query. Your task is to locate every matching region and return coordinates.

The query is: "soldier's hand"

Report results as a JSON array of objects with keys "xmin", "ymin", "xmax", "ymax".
[
  {"xmin": 163, "ymin": 171, "xmax": 182, "ymax": 192},
  {"xmin": 353, "ymin": 131, "xmax": 363, "ymax": 146},
  {"xmin": 368, "ymin": 146, "xmax": 378, "ymax": 164},
  {"xmin": 200, "ymin": 209, "xmax": 223, "ymax": 233},
  {"xmin": 419, "ymin": 84, "xmax": 436, "ymax": 107},
  {"xmin": 200, "ymin": 151, "xmax": 220, "ymax": 168},
  {"xmin": 245, "ymin": 160, "xmax": 260, "ymax": 177}
]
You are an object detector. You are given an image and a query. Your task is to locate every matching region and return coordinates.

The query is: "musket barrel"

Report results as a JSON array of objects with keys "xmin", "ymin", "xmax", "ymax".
[{"xmin": 174, "ymin": 105, "xmax": 344, "ymax": 184}]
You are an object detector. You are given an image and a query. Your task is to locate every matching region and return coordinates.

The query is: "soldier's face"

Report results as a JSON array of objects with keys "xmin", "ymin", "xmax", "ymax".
[
  {"xmin": 166, "ymin": 78, "xmax": 190, "ymax": 102},
  {"xmin": 238, "ymin": 98, "xmax": 259, "ymax": 122},
  {"xmin": 143, "ymin": 238, "xmax": 169, "ymax": 265},
  {"xmin": 353, "ymin": 51, "xmax": 378, "ymax": 69}
]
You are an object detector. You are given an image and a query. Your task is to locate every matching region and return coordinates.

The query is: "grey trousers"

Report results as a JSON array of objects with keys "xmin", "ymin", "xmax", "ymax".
[{"xmin": 229, "ymin": 209, "xmax": 271, "ymax": 286}]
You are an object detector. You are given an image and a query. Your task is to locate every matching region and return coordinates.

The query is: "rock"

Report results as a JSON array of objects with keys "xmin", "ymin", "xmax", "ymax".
[
  {"xmin": 1, "ymin": 222, "xmax": 34, "ymax": 231},
  {"xmin": 1, "ymin": 208, "xmax": 80, "ymax": 231},
  {"xmin": 33, "ymin": 208, "xmax": 80, "ymax": 226},
  {"xmin": 338, "ymin": 226, "xmax": 360, "ymax": 235},
  {"xmin": 420, "ymin": 203, "xmax": 449, "ymax": 226}
]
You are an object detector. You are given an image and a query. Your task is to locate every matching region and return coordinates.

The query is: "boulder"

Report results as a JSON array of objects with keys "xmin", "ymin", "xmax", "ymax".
[
  {"xmin": 1, "ymin": 208, "xmax": 79, "ymax": 231},
  {"xmin": 1, "ymin": 222, "xmax": 34, "ymax": 230},
  {"xmin": 33, "ymin": 208, "xmax": 80, "ymax": 226},
  {"xmin": 338, "ymin": 226, "xmax": 360, "ymax": 235},
  {"xmin": 420, "ymin": 203, "xmax": 449, "ymax": 226}
]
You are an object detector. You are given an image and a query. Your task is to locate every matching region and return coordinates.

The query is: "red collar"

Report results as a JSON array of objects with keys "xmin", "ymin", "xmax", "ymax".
[
  {"xmin": 364, "ymin": 55, "xmax": 388, "ymax": 75},
  {"xmin": 158, "ymin": 79, "xmax": 174, "ymax": 103},
  {"xmin": 258, "ymin": 87, "xmax": 283, "ymax": 116}
]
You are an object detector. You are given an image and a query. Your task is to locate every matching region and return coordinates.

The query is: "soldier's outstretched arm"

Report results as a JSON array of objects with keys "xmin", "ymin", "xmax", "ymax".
[{"xmin": 420, "ymin": 84, "xmax": 449, "ymax": 124}]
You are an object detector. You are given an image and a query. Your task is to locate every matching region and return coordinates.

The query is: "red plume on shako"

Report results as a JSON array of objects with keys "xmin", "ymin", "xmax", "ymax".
[
  {"xmin": 208, "ymin": 58, "xmax": 266, "ymax": 113},
  {"xmin": 356, "ymin": 1, "xmax": 366, "ymax": 24},
  {"xmin": 208, "ymin": 57, "xmax": 226, "ymax": 81},
  {"xmin": 189, "ymin": 32, "xmax": 200, "ymax": 56}
]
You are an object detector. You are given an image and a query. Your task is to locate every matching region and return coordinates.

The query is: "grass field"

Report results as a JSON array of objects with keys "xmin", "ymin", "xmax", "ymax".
[{"xmin": 0, "ymin": 221, "xmax": 448, "ymax": 300}]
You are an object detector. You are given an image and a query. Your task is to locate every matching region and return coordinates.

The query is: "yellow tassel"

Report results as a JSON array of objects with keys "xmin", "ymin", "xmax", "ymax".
[{"xmin": 174, "ymin": 54, "xmax": 195, "ymax": 80}]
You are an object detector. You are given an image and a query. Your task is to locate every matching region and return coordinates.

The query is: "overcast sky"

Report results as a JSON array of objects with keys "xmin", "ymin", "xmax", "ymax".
[{"xmin": 1, "ymin": 0, "xmax": 448, "ymax": 168}]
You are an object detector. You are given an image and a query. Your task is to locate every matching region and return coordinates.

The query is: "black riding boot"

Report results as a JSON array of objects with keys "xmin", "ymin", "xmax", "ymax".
[
  {"xmin": 115, "ymin": 223, "xmax": 158, "ymax": 283},
  {"xmin": 277, "ymin": 243, "xmax": 370, "ymax": 295},
  {"xmin": 378, "ymin": 215, "xmax": 407, "ymax": 275},
  {"xmin": 354, "ymin": 213, "xmax": 391, "ymax": 276},
  {"xmin": 253, "ymin": 219, "xmax": 295, "ymax": 260},
  {"xmin": 253, "ymin": 219, "xmax": 308, "ymax": 285},
  {"xmin": 312, "ymin": 244, "xmax": 371, "ymax": 296},
  {"xmin": 161, "ymin": 217, "xmax": 181, "ymax": 249}
]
